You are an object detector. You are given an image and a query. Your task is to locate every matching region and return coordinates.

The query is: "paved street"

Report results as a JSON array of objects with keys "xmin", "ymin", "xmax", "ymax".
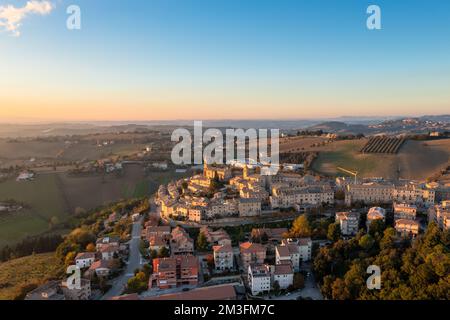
[{"xmin": 101, "ymin": 216, "xmax": 144, "ymax": 300}]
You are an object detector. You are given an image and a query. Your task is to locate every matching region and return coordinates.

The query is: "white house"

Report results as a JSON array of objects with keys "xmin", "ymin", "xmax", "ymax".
[
  {"xmin": 99, "ymin": 244, "xmax": 119, "ymax": 260},
  {"xmin": 75, "ymin": 252, "xmax": 96, "ymax": 268}
]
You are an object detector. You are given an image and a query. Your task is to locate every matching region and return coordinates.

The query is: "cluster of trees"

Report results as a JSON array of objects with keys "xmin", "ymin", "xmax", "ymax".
[
  {"xmin": 197, "ymin": 231, "xmax": 208, "ymax": 251},
  {"xmin": 296, "ymin": 130, "xmax": 324, "ymax": 136},
  {"xmin": 314, "ymin": 222, "xmax": 449, "ymax": 300},
  {"xmin": 0, "ymin": 234, "xmax": 63, "ymax": 262},
  {"xmin": 286, "ymin": 214, "xmax": 334, "ymax": 240},
  {"xmin": 149, "ymin": 246, "xmax": 169, "ymax": 259},
  {"xmin": 126, "ymin": 264, "xmax": 152, "ymax": 294}
]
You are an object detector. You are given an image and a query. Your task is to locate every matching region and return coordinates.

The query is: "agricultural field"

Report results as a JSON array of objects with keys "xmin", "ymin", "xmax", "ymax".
[
  {"xmin": 0, "ymin": 164, "xmax": 188, "ymax": 247},
  {"xmin": 279, "ymin": 136, "xmax": 331, "ymax": 153},
  {"xmin": 0, "ymin": 139, "xmax": 148, "ymax": 168},
  {"xmin": 360, "ymin": 137, "xmax": 405, "ymax": 154},
  {"xmin": 0, "ymin": 253, "xmax": 63, "ymax": 300},
  {"xmin": 57, "ymin": 164, "xmax": 188, "ymax": 214},
  {"xmin": 312, "ymin": 138, "xmax": 450, "ymax": 180},
  {"xmin": 0, "ymin": 174, "xmax": 69, "ymax": 247}
]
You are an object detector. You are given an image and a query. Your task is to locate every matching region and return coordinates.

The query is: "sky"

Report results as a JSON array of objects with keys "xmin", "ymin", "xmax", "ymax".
[{"xmin": 0, "ymin": 0, "xmax": 449, "ymax": 122}]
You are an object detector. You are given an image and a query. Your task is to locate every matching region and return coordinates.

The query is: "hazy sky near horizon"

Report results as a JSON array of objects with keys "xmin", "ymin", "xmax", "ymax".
[{"xmin": 1, "ymin": 0, "xmax": 449, "ymax": 122}]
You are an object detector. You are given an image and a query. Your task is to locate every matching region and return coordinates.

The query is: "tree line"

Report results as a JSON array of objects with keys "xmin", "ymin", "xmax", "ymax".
[
  {"xmin": 313, "ymin": 221, "xmax": 449, "ymax": 300},
  {"xmin": 0, "ymin": 234, "xmax": 63, "ymax": 262}
]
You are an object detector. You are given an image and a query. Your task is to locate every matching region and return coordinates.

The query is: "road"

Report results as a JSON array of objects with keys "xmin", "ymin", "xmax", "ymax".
[{"xmin": 101, "ymin": 216, "xmax": 144, "ymax": 300}]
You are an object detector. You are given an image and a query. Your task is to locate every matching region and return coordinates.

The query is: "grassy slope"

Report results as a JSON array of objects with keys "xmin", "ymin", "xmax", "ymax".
[
  {"xmin": 0, "ymin": 253, "xmax": 63, "ymax": 300},
  {"xmin": 311, "ymin": 139, "xmax": 450, "ymax": 179},
  {"xmin": 0, "ymin": 167, "xmax": 188, "ymax": 247},
  {"xmin": 0, "ymin": 174, "xmax": 68, "ymax": 247}
]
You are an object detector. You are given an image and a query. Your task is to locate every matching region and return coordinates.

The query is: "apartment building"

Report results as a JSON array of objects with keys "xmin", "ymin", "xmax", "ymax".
[
  {"xmin": 239, "ymin": 242, "xmax": 267, "ymax": 271},
  {"xmin": 392, "ymin": 184, "xmax": 435, "ymax": 206},
  {"xmin": 213, "ymin": 244, "xmax": 234, "ymax": 271},
  {"xmin": 336, "ymin": 211, "xmax": 360, "ymax": 236},
  {"xmin": 170, "ymin": 227, "xmax": 194, "ymax": 255},
  {"xmin": 393, "ymin": 203, "xmax": 417, "ymax": 221},
  {"xmin": 151, "ymin": 257, "xmax": 177, "ymax": 289},
  {"xmin": 395, "ymin": 219, "xmax": 420, "ymax": 238},
  {"xmin": 205, "ymin": 199, "xmax": 238, "ymax": 219},
  {"xmin": 345, "ymin": 183, "xmax": 394, "ymax": 205},
  {"xmin": 238, "ymin": 198, "xmax": 262, "ymax": 217},
  {"xmin": 151, "ymin": 255, "xmax": 199, "ymax": 289},
  {"xmin": 275, "ymin": 238, "xmax": 312, "ymax": 271},
  {"xmin": 271, "ymin": 263, "xmax": 294, "ymax": 290},
  {"xmin": 270, "ymin": 185, "xmax": 334, "ymax": 209},
  {"xmin": 345, "ymin": 182, "xmax": 435, "ymax": 207},
  {"xmin": 428, "ymin": 201, "xmax": 450, "ymax": 231},
  {"xmin": 248, "ymin": 264, "xmax": 271, "ymax": 296}
]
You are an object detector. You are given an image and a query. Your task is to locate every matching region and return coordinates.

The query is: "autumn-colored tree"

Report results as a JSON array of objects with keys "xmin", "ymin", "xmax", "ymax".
[
  {"xmin": 86, "ymin": 243, "xmax": 96, "ymax": 252},
  {"xmin": 289, "ymin": 215, "xmax": 311, "ymax": 238},
  {"xmin": 327, "ymin": 222, "xmax": 341, "ymax": 241}
]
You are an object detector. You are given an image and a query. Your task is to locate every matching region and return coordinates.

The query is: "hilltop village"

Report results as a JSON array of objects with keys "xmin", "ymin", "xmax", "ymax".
[{"xmin": 22, "ymin": 161, "xmax": 449, "ymax": 300}]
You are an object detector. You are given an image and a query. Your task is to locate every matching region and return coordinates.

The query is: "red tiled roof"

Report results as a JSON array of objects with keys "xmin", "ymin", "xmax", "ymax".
[
  {"xmin": 239, "ymin": 242, "xmax": 265, "ymax": 254},
  {"xmin": 145, "ymin": 284, "xmax": 236, "ymax": 300}
]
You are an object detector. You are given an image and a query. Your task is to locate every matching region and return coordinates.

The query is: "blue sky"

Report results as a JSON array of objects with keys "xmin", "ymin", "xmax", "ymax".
[{"xmin": 0, "ymin": 0, "xmax": 449, "ymax": 121}]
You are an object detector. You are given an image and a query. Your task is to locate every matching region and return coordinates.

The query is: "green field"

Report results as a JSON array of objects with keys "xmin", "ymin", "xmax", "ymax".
[
  {"xmin": 0, "ymin": 253, "xmax": 63, "ymax": 300},
  {"xmin": 312, "ymin": 140, "xmax": 378, "ymax": 176},
  {"xmin": 0, "ymin": 166, "xmax": 189, "ymax": 247},
  {"xmin": 0, "ymin": 174, "xmax": 69, "ymax": 247}
]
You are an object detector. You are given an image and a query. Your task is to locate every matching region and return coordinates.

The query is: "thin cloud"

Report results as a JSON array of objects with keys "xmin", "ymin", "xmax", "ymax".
[{"xmin": 0, "ymin": 0, "xmax": 54, "ymax": 36}]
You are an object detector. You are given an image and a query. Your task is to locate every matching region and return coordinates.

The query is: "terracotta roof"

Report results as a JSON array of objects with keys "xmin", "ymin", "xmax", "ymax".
[
  {"xmin": 154, "ymin": 257, "xmax": 177, "ymax": 272},
  {"xmin": 75, "ymin": 252, "xmax": 96, "ymax": 260},
  {"xmin": 274, "ymin": 263, "xmax": 294, "ymax": 275},
  {"xmin": 89, "ymin": 259, "xmax": 111, "ymax": 270},
  {"xmin": 213, "ymin": 244, "xmax": 233, "ymax": 253},
  {"xmin": 239, "ymin": 242, "xmax": 266, "ymax": 254},
  {"xmin": 179, "ymin": 255, "xmax": 198, "ymax": 269},
  {"xmin": 99, "ymin": 244, "xmax": 119, "ymax": 253},
  {"xmin": 276, "ymin": 245, "xmax": 290, "ymax": 257},
  {"xmin": 297, "ymin": 238, "xmax": 312, "ymax": 246},
  {"xmin": 109, "ymin": 293, "xmax": 140, "ymax": 300},
  {"xmin": 145, "ymin": 284, "xmax": 236, "ymax": 300},
  {"xmin": 147, "ymin": 226, "xmax": 171, "ymax": 233}
]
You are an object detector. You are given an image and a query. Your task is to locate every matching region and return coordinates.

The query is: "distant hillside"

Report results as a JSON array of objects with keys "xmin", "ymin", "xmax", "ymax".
[
  {"xmin": 307, "ymin": 116, "xmax": 450, "ymax": 136},
  {"xmin": 306, "ymin": 121, "xmax": 371, "ymax": 135}
]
